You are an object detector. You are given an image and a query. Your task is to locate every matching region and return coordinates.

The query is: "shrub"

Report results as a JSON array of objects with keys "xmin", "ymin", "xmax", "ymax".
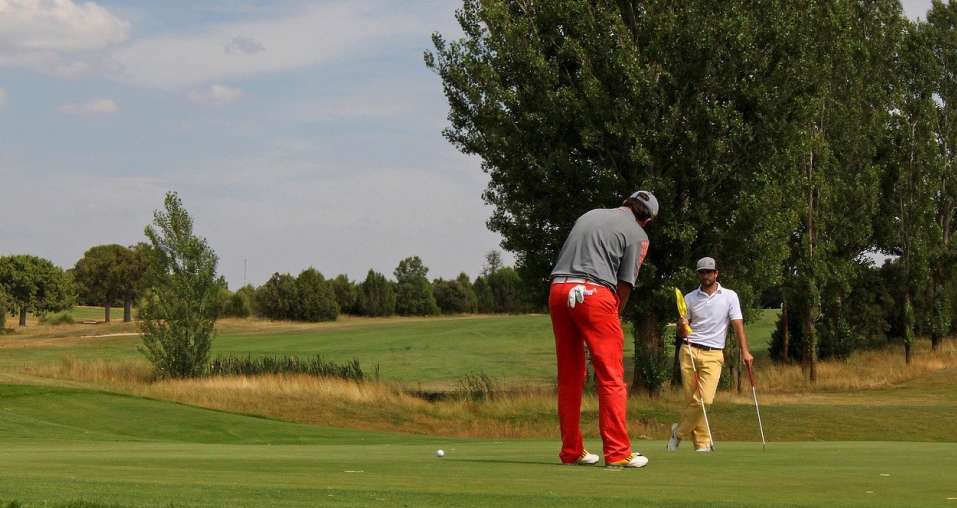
[
  {"xmin": 458, "ymin": 371, "xmax": 496, "ymax": 400},
  {"xmin": 219, "ymin": 287, "xmax": 251, "ymax": 318},
  {"xmin": 433, "ymin": 278, "xmax": 472, "ymax": 314},
  {"xmin": 633, "ymin": 342, "xmax": 669, "ymax": 398},
  {"xmin": 38, "ymin": 311, "xmax": 76, "ymax": 326},
  {"xmin": 252, "ymin": 273, "xmax": 298, "ymax": 320}
]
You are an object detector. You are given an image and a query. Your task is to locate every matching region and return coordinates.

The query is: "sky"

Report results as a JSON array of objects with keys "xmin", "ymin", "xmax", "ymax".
[{"xmin": 0, "ymin": 0, "xmax": 938, "ymax": 288}]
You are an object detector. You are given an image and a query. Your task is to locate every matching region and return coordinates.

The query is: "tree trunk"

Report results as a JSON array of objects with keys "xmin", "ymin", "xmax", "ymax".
[
  {"xmin": 104, "ymin": 303, "xmax": 111, "ymax": 323},
  {"xmin": 124, "ymin": 297, "xmax": 132, "ymax": 323},
  {"xmin": 631, "ymin": 310, "xmax": 660, "ymax": 394},
  {"xmin": 670, "ymin": 335, "xmax": 682, "ymax": 387},
  {"xmin": 905, "ymin": 293, "xmax": 913, "ymax": 365},
  {"xmin": 19, "ymin": 308, "xmax": 27, "ymax": 327},
  {"xmin": 781, "ymin": 296, "xmax": 790, "ymax": 364},
  {"xmin": 804, "ymin": 304, "xmax": 817, "ymax": 383}
]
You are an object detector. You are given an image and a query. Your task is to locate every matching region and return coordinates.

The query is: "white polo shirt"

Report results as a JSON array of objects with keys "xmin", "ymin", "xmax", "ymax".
[{"xmin": 684, "ymin": 283, "xmax": 743, "ymax": 349}]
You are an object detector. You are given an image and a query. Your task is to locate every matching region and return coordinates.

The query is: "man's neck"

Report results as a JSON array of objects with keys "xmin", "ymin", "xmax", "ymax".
[{"xmin": 699, "ymin": 283, "xmax": 719, "ymax": 296}]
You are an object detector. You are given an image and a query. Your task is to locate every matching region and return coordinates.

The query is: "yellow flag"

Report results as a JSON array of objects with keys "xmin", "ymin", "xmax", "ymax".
[{"xmin": 675, "ymin": 288, "xmax": 692, "ymax": 336}]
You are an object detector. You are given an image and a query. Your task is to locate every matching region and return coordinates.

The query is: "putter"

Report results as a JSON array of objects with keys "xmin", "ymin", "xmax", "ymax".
[
  {"xmin": 747, "ymin": 363, "xmax": 767, "ymax": 450},
  {"xmin": 686, "ymin": 338, "xmax": 716, "ymax": 451}
]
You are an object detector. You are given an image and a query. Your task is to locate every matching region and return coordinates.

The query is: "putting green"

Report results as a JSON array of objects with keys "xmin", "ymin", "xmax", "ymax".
[{"xmin": 0, "ymin": 385, "xmax": 953, "ymax": 508}]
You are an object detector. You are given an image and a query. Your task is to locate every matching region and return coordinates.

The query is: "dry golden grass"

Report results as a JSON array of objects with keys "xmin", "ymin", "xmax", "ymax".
[
  {"xmin": 14, "ymin": 338, "xmax": 957, "ymax": 439},
  {"xmin": 742, "ymin": 339, "xmax": 957, "ymax": 395}
]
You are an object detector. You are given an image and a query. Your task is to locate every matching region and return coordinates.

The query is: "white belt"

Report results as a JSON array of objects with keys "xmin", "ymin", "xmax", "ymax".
[{"xmin": 552, "ymin": 277, "xmax": 593, "ymax": 285}]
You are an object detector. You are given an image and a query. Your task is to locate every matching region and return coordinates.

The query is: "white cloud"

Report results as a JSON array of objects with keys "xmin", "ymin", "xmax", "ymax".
[
  {"xmin": 110, "ymin": 1, "xmax": 423, "ymax": 91},
  {"xmin": 0, "ymin": 0, "xmax": 131, "ymax": 76},
  {"xmin": 186, "ymin": 83, "xmax": 246, "ymax": 106},
  {"xmin": 57, "ymin": 98, "xmax": 118, "ymax": 116},
  {"xmin": 0, "ymin": 87, "xmax": 6, "ymax": 115}
]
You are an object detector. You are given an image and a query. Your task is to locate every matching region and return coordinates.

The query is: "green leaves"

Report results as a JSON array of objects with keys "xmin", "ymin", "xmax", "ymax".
[{"xmin": 138, "ymin": 192, "xmax": 220, "ymax": 378}]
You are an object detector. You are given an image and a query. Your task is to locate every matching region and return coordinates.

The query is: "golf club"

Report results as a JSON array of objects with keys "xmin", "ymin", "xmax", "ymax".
[
  {"xmin": 747, "ymin": 363, "xmax": 767, "ymax": 450},
  {"xmin": 686, "ymin": 338, "xmax": 716, "ymax": 451}
]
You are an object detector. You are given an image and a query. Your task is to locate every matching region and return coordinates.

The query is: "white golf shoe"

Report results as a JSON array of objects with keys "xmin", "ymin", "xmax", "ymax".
[
  {"xmin": 565, "ymin": 450, "xmax": 600, "ymax": 466},
  {"xmin": 666, "ymin": 423, "xmax": 680, "ymax": 451},
  {"xmin": 606, "ymin": 453, "xmax": 649, "ymax": 468},
  {"xmin": 695, "ymin": 447, "xmax": 712, "ymax": 452}
]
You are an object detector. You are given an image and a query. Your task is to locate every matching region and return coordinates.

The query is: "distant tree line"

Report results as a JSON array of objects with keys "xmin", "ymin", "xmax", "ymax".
[{"xmin": 0, "ymin": 247, "xmax": 530, "ymax": 329}]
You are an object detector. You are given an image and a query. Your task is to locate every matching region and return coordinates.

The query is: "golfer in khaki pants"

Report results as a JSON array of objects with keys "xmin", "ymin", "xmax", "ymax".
[{"xmin": 668, "ymin": 257, "xmax": 753, "ymax": 452}]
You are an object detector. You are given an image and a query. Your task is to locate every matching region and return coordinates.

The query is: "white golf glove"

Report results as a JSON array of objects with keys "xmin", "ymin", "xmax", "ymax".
[{"xmin": 567, "ymin": 285, "xmax": 588, "ymax": 308}]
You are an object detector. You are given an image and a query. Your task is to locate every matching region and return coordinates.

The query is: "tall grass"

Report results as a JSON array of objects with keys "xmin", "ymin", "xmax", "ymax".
[
  {"xmin": 208, "ymin": 354, "xmax": 376, "ymax": 382},
  {"xmin": 750, "ymin": 339, "xmax": 957, "ymax": 395}
]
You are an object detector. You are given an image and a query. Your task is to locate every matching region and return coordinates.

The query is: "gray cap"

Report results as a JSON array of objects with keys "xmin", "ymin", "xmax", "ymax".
[
  {"xmin": 696, "ymin": 257, "xmax": 717, "ymax": 271},
  {"xmin": 629, "ymin": 190, "xmax": 659, "ymax": 218}
]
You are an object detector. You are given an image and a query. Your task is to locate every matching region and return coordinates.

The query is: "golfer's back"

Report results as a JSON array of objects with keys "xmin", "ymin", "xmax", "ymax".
[{"xmin": 550, "ymin": 207, "xmax": 648, "ymax": 290}]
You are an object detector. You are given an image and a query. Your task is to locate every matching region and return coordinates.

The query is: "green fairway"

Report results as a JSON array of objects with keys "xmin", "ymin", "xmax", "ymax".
[
  {"xmin": 0, "ymin": 385, "xmax": 953, "ymax": 508},
  {"xmin": 3, "ymin": 308, "xmax": 783, "ymax": 387}
]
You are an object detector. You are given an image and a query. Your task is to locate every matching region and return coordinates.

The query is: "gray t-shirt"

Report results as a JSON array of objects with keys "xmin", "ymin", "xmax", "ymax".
[{"xmin": 550, "ymin": 207, "xmax": 650, "ymax": 291}]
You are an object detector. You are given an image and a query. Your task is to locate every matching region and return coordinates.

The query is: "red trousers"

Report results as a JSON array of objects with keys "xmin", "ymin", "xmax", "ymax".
[{"xmin": 549, "ymin": 281, "xmax": 631, "ymax": 463}]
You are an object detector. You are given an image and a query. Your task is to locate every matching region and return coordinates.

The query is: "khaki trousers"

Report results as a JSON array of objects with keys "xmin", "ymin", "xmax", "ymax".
[{"xmin": 677, "ymin": 344, "xmax": 724, "ymax": 450}]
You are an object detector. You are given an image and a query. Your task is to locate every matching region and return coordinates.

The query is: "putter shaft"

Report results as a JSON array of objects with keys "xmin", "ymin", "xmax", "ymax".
[{"xmin": 687, "ymin": 341, "xmax": 715, "ymax": 451}]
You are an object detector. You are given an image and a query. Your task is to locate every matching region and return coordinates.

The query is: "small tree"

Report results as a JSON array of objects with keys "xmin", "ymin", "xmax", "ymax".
[
  {"xmin": 486, "ymin": 267, "xmax": 525, "ymax": 313},
  {"xmin": 473, "ymin": 276, "xmax": 495, "ymax": 314},
  {"xmin": 433, "ymin": 278, "xmax": 471, "ymax": 314},
  {"xmin": 73, "ymin": 244, "xmax": 145, "ymax": 323},
  {"xmin": 296, "ymin": 268, "xmax": 340, "ymax": 322},
  {"xmin": 331, "ymin": 274, "xmax": 359, "ymax": 315},
  {"xmin": 456, "ymin": 272, "xmax": 479, "ymax": 313},
  {"xmin": 394, "ymin": 256, "xmax": 439, "ymax": 316},
  {"xmin": 138, "ymin": 192, "xmax": 220, "ymax": 378},
  {"xmin": 252, "ymin": 273, "xmax": 298, "ymax": 320},
  {"xmin": 358, "ymin": 270, "xmax": 395, "ymax": 317},
  {"xmin": 0, "ymin": 254, "xmax": 74, "ymax": 326}
]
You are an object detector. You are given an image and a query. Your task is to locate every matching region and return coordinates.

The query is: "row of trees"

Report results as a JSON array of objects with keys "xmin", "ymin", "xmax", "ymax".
[
  {"xmin": 427, "ymin": 0, "xmax": 957, "ymax": 390},
  {"xmin": 245, "ymin": 255, "xmax": 529, "ymax": 322},
  {"xmin": 0, "ymin": 246, "xmax": 529, "ymax": 330}
]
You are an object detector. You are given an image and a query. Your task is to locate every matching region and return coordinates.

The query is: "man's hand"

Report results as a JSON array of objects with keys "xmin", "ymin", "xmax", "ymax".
[
  {"xmin": 676, "ymin": 317, "xmax": 689, "ymax": 338},
  {"xmin": 741, "ymin": 349, "xmax": 754, "ymax": 368}
]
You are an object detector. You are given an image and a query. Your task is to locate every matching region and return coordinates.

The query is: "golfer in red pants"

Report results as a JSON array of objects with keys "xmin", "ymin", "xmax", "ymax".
[{"xmin": 549, "ymin": 190, "xmax": 657, "ymax": 468}]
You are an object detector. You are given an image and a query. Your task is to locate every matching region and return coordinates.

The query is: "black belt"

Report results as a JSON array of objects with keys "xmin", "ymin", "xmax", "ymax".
[{"xmin": 685, "ymin": 342, "xmax": 723, "ymax": 352}]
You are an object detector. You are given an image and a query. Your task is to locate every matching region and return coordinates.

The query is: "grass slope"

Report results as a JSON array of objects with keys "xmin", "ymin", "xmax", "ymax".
[{"xmin": 0, "ymin": 385, "xmax": 954, "ymax": 508}]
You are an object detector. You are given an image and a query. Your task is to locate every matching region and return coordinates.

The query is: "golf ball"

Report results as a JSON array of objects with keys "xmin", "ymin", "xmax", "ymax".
[{"xmin": 436, "ymin": 449, "xmax": 444, "ymax": 457}]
